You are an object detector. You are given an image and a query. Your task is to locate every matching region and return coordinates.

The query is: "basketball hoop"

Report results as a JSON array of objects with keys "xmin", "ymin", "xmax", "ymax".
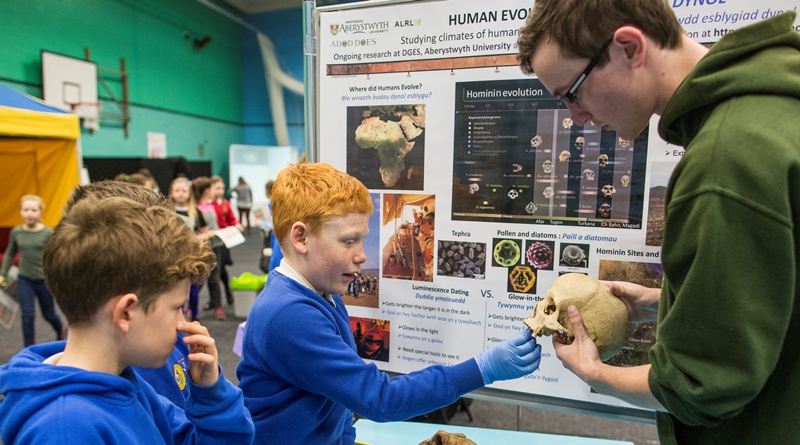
[{"xmin": 70, "ymin": 102, "xmax": 102, "ymax": 132}]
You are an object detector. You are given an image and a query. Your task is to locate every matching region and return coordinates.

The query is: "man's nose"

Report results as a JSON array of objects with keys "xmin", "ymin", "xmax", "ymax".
[{"xmin": 565, "ymin": 103, "xmax": 592, "ymax": 126}]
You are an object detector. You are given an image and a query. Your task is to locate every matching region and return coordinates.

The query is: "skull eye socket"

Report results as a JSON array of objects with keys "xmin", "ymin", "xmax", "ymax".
[{"xmin": 544, "ymin": 304, "xmax": 557, "ymax": 315}]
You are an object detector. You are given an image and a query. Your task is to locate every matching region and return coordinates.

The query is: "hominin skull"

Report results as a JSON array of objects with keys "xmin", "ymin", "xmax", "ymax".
[
  {"xmin": 530, "ymin": 135, "xmax": 543, "ymax": 148},
  {"xmin": 582, "ymin": 169, "xmax": 595, "ymax": 181},
  {"xmin": 620, "ymin": 175, "xmax": 630, "ymax": 187},
  {"xmin": 523, "ymin": 273, "xmax": 628, "ymax": 362},
  {"xmin": 559, "ymin": 150, "xmax": 571, "ymax": 162},
  {"xmin": 597, "ymin": 154, "xmax": 609, "ymax": 167},
  {"xmin": 542, "ymin": 186, "xmax": 554, "ymax": 199},
  {"xmin": 562, "ymin": 118, "xmax": 573, "ymax": 129},
  {"xmin": 598, "ymin": 203, "xmax": 611, "ymax": 218},
  {"xmin": 542, "ymin": 160, "xmax": 552, "ymax": 174},
  {"xmin": 574, "ymin": 137, "xmax": 585, "ymax": 151},
  {"xmin": 601, "ymin": 185, "xmax": 616, "ymax": 197}
]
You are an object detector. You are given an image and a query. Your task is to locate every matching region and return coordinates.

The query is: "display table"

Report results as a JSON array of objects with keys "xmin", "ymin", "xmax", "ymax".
[{"xmin": 353, "ymin": 419, "xmax": 634, "ymax": 445}]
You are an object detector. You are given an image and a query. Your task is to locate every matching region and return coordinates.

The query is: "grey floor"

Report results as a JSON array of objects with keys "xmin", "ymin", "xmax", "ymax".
[{"xmin": 0, "ymin": 231, "xmax": 659, "ymax": 445}]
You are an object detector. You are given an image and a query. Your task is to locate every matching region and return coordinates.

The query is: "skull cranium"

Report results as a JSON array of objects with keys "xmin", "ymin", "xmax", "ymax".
[
  {"xmin": 582, "ymin": 169, "xmax": 595, "ymax": 181},
  {"xmin": 598, "ymin": 203, "xmax": 611, "ymax": 218},
  {"xmin": 620, "ymin": 175, "xmax": 630, "ymax": 187},
  {"xmin": 574, "ymin": 137, "xmax": 585, "ymax": 151},
  {"xmin": 601, "ymin": 185, "xmax": 616, "ymax": 197},
  {"xmin": 523, "ymin": 273, "xmax": 628, "ymax": 362},
  {"xmin": 559, "ymin": 150, "xmax": 571, "ymax": 162},
  {"xmin": 562, "ymin": 118, "xmax": 573, "ymax": 129},
  {"xmin": 542, "ymin": 186, "xmax": 554, "ymax": 199},
  {"xmin": 542, "ymin": 160, "xmax": 552, "ymax": 174}
]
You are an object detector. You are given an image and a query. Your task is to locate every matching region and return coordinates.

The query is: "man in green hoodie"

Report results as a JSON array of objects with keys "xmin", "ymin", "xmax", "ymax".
[{"xmin": 517, "ymin": 1, "xmax": 800, "ymax": 443}]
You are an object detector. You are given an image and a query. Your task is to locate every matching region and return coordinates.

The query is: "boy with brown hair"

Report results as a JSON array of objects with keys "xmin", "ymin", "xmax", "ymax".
[
  {"xmin": 64, "ymin": 179, "xmax": 198, "ymax": 407},
  {"xmin": 237, "ymin": 163, "xmax": 541, "ymax": 444},
  {"xmin": 0, "ymin": 197, "xmax": 254, "ymax": 444}
]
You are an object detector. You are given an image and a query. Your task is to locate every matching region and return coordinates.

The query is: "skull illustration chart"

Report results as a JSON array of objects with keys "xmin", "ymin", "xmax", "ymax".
[{"xmin": 523, "ymin": 273, "xmax": 629, "ymax": 362}]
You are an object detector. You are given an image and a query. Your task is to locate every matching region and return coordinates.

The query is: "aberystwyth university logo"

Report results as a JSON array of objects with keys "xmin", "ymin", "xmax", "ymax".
[{"xmin": 330, "ymin": 24, "xmax": 340, "ymax": 36}]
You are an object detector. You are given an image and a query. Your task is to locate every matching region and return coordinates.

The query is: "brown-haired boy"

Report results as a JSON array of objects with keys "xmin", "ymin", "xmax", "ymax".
[
  {"xmin": 237, "ymin": 163, "xmax": 541, "ymax": 444},
  {"xmin": 0, "ymin": 197, "xmax": 254, "ymax": 444}
]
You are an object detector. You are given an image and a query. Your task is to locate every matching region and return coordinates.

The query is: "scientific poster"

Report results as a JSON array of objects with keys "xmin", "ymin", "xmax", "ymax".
[{"xmin": 316, "ymin": 0, "xmax": 800, "ymax": 415}]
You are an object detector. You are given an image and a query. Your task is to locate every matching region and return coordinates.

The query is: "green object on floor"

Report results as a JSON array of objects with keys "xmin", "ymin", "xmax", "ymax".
[{"xmin": 231, "ymin": 272, "xmax": 267, "ymax": 291}]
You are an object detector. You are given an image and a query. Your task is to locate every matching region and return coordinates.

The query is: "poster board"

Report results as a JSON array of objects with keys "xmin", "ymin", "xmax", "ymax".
[{"xmin": 314, "ymin": 0, "xmax": 800, "ymax": 420}]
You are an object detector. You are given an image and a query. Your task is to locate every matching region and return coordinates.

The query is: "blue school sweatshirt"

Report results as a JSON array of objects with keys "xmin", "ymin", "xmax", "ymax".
[
  {"xmin": 0, "ymin": 341, "xmax": 254, "ymax": 445},
  {"xmin": 237, "ymin": 271, "xmax": 484, "ymax": 445}
]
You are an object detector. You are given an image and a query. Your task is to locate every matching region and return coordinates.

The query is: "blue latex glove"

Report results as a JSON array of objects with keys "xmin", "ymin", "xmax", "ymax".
[{"xmin": 476, "ymin": 330, "xmax": 542, "ymax": 385}]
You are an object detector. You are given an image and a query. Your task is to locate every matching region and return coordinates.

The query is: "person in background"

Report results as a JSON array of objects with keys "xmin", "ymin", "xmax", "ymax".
[
  {"xmin": 231, "ymin": 177, "xmax": 253, "ymax": 235},
  {"xmin": 262, "ymin": 180, "xmax": 283, "ymax": 273},
  {"xmin": 138, "ymin": 168, "xmax": 160, "ymax": 193},
  {"xmin": 0, "ymin": 195, "xmax": 67, "ymax": 347},
  {"xmin": 210, "ymin": 176, "xmax": 241, "ymax": 306},
  {"xmin": 168, "ymin": 177, "xmax": 215, "ymax": 322},
  {"xmin": 237, "ymin": 163, "xmax": 542, "ymax": 444},
  {"xmin": 194, "ymin": 177, "xmax": 228, "ymax": 321},
  {"xmin": 516, "ymin": 1, "xmax": 800, "ymax": 443},
  {"xmin": 0, "ymin": 197, "xmax": 254, "ymax": 444}
]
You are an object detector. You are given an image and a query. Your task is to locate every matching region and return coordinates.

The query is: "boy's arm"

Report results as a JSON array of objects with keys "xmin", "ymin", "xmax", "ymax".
[{"xmin": 165, "ymin": 321, "xmax": 254, "ymax": 444}]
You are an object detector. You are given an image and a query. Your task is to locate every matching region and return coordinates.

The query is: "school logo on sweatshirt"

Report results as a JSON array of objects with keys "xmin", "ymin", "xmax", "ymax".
[{"xmin": 173, "ymin": 363, "xmax": 187, "ymax": 390}]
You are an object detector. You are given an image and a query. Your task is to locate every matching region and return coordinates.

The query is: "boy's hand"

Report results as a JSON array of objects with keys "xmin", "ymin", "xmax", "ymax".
[
  {"xmin": 476, "ymin": 330, "xmax": 542, "ymax": 385},
  {"xmin": 178, "ymin": 321, "xmax": 220, "ymax": 387}
]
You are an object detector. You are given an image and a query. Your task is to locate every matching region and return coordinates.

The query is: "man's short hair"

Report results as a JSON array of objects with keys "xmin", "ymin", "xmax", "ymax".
[
  {"xmin": 65, "ymin": 180, "xmax": 171, "ymax": 213},
  {"xmin": 44, "ymin": 197, "xmax": 216, "ymax": 326},
  {"xmin": 272, "ymin": 163, "xmax": 372, "ymax": 245},
  {"xmin": 517, "ymin": 0, "xmax": 683, "ymax": 75}
]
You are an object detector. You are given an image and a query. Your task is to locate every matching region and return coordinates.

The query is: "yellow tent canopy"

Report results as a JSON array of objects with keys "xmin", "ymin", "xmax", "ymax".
[{"xmin": 0, "ymin": 84, "xmax": 80, "ymax": 229}]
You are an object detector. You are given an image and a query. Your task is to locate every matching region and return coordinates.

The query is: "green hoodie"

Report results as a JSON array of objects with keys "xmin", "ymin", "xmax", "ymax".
[{"xmin": 650, "ymin": 12, "xmax": 800, "ymax": 445}]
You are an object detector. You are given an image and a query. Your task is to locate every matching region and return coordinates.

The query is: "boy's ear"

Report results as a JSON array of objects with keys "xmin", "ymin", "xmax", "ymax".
[
  {"xmin": 289, "ymin": 222, "xmax": 310, "ymax": 255},
  {"xmin": 111, "ymin": 293, "xmax": 140, "ymax": 333}
]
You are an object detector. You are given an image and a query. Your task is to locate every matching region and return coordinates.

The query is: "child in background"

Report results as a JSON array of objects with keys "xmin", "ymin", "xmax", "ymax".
[
  {"xmin": 231, "ymin": 177, "xmax": 253, "ymax": 235},
  {"xmin": 0, "ymin": 197, "xmax": 254, "ymax": 444},
  {"xmin": 0, "ymin": 195, "xmax": 67, "ymax": 347},
  {"xmin": 194, "ymin": 177, "xmax": 227, "ymax": 320},
  {"xmin": 237, "ymin": 163, "xmax": 541, "ymax": 444},
  {"xmin": 210, "ymin": 176, "xmax": 241, "ymax": 305},
  {"xmin": 168, "ymin": 177, "xmax": 214, "ymax": 322},
  {"xmin": 263, "ymin": 180, "xmax": 283, "ymax": 273}
]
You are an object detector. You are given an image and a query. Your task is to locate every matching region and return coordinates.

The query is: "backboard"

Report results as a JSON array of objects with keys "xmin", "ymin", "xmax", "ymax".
[{"xmin": 41, "ymin": 51, "xmax": 98, "ymax": 120}]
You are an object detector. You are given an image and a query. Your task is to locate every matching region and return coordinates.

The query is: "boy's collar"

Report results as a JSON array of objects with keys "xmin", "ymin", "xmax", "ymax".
[{"xmin": 276, "ymin": 260, "xmax": 336, "ymax": 306}]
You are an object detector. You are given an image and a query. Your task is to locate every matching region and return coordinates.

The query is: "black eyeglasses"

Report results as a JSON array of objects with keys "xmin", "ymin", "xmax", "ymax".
[{"xmin": 561, "ymin": 39, "xmax": 613, "ymax": 105}]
